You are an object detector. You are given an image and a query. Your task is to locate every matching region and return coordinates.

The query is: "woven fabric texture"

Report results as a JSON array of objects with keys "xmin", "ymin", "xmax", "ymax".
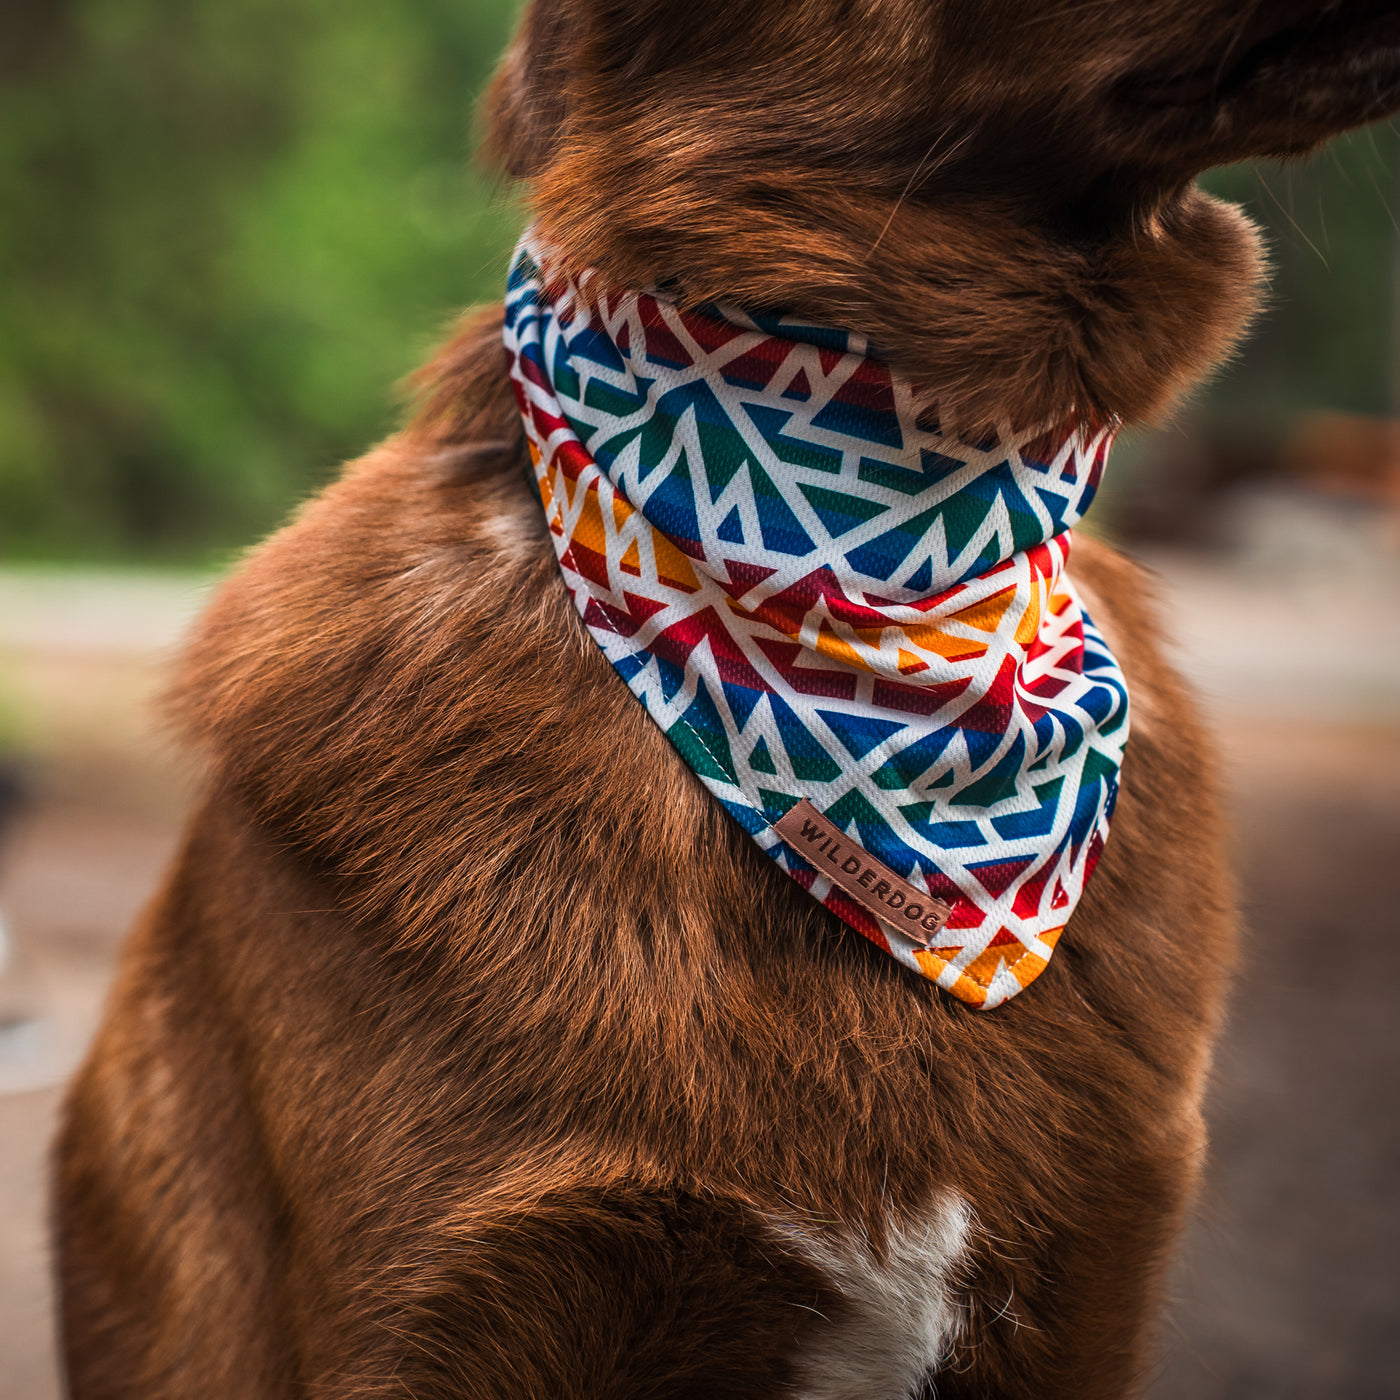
[{"xmin": 504, "ymin": 238, "xmax": 1129, "ymax": 1008}]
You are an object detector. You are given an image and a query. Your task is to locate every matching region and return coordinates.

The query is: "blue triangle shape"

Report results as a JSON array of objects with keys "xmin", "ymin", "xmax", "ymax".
[
  {"xmin": 951, "ymin": 731, "xmax": 1027, "ymax": 807},
  {"xmin": 905, "ymin": 556, "xmax": 933, "ymax": 591},
  {"xmin": 675, "ymin": 675, "xmax": 738, "ymax": 785},
  {"xmin": 1035, "ymin": 486, "xmax": 1071, "ymax": 533},
  {"xmin": 811, "ymin": 396, "xmax": 903, "ymax": 449},
  {"xmin": 643, "ymin": 449, "xmax": 702, "ymax": 548},
  {"xmin": 613, "ymin": 653, "xmax": 649, "ymax": 685},
  {"xmin": 796, "ymin": 482, "xmax": 889, "ymax": 540},
  {"xmin": 719, "ymin": 796, "xmax": 767, "ymax": 836},
  {"xmin": 722, "ymin": 679, "xmax": 764, "ymax": 732},
  {"xmin": 568, "ymin": 323, "xmax": 626, "ymax": 372},
  {"xmin": 844, "ymin": 506, "xmax": 940, "ymax": 582},
  {"xmin": 741, "ymin": 401, "xmax": 793, "ymax": 440},
  {"xmin": 747, "ymin": 458, "xmax": 814, "ymax": 557},
  {"xmin": 742, "ymin": 402, "xmax": 842, "ymax": 474},
  {"xmin": 767, "ymin": 693, "xmax": 841, "ymax": 781},
  {"xmin": 549, "ymin": 334, "xmax": 581, "ymax": 400},
  {"xmin": 991, "ymin": 776, "xmax": 1064, "ymax": 840},
  {"xmin": 717, "ymin": 504, "xmax": 744, "ymax": 544},
  {"xmin": 871, "ymin": 726, "xmax": 959, "ymax": 790},
  {"xmin": 655, "ymin": 376, "xmax": 735, "ymax": 430},
  {"xmin": 962, "ymin": 728, "xmax": 1003, "ymax": 771},
  {"xmin": 657, "ymin": 656, "xmax": 687, "ymax": 705},
  {"xmin": 816, "ymin": 709, "xmax": 906, "ymax": 761}
]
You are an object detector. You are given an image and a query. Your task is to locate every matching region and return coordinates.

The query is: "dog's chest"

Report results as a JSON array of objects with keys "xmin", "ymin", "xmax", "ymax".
[{"xmin": 768, "ymin": 1194, "xmax": 971, "ymax": 1400}]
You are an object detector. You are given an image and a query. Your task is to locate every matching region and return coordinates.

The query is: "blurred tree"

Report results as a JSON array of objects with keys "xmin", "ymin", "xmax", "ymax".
[{"xmin": 0, "ymin": 0, "xmax": 520, "ymax": 563}]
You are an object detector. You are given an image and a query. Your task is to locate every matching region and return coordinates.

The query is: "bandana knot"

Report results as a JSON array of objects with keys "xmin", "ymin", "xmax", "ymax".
[{"xmin": 504, "ymin": 236, "xmax": 1128, "ymax": 1009}]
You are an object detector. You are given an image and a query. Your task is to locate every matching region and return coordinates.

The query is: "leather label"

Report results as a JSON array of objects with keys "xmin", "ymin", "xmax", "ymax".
[{"xmin": 774, "ymin": 800, "xmax": 952, "ymax": 947}]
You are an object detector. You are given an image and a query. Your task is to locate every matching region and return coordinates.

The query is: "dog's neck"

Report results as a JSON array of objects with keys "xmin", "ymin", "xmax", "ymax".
[
  {"xmin": 505, "ymin": 237, "xmax": 1130, "ymax": 1007},
  {"xmin": 485, "ymin": 8, "xmax": 1265, "ymax": 441},
  {"xmin": 523, "ymin": 179, "xmax": 1259, "ymax": 442}
]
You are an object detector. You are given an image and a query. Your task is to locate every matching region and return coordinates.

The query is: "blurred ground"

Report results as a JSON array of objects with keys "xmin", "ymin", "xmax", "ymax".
[{"xmin": 0, "ymin": 508, "xmax": 1397, "ymax": 1398}]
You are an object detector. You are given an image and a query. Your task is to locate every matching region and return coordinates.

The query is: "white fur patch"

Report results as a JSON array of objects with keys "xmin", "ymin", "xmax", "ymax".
[
  {"xmin": 769, "ymin": 1195, "xmax": 972, "ymax": 1400},
  {"xmin": 475, "ymin": 499, "xmax": 545, "ymax": 563}
]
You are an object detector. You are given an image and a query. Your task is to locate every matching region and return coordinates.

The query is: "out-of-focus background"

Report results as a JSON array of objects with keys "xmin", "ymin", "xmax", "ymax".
[{"xmin": 1, "ymin": 2, "xmax": 1397, "ymax": 1395}]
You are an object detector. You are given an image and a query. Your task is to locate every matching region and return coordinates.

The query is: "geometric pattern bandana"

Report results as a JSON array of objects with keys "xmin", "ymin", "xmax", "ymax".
[{"xmin": 504, "ymin": 236, "xmax": 1129, "ymax": 1009}]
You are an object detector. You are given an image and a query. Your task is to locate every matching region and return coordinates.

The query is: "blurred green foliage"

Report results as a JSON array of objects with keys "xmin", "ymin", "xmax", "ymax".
[
  {"xmin": 1203, "ymin": 129, "xmax": 1400, "ymax": 422},
  {"xmin": 2, "ymin": 1, "xmax": 1397, "ymax": 563},
  {"xmin": 1, "ymin": 0, "xmax": 521, "ymax": 564}
]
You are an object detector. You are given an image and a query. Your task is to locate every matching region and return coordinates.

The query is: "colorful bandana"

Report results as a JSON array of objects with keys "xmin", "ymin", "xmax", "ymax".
[{"xmin": 504, "ymin": 237, "xmax": 1128, "ymax": 1009}]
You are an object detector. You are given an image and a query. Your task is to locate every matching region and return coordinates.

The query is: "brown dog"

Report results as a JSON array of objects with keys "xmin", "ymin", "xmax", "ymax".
[{"xmin": 54, "ymin": 3, "xmax": 1400, "ymax": 1397}]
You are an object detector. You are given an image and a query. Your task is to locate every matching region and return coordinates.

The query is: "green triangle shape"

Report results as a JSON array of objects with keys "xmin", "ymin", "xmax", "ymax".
[
  {"xmin": 750, "ymin": 735, "xmax": 777, "ymax": 774},
  {"xmin": 797, "ymin": 483, "xmax": 890, "ymax": 539}
]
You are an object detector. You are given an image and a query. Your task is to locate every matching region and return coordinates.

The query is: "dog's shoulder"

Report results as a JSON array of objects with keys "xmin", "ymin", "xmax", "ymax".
[
  {"xmin": 167, "ymin": 305, "xmax": 743, "ymax": 968},
  {"xmin": 170, "ymin": 303, "xmax": 557, "ymax": 782}
]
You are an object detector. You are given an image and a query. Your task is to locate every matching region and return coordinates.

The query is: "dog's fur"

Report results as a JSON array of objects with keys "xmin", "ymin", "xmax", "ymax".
[{"xmin": 54, "ymin": 3, "xmax": 1400, "ymax": 1397}]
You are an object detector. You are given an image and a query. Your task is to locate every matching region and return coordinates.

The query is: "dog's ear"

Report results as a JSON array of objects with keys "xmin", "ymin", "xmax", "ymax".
[{"xmin": 481, "ymin": 0, "xmax": 581, "ymax": 179}]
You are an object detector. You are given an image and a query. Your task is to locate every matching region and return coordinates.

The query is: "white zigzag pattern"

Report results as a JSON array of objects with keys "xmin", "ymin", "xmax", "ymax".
[{"xmin": 505, "ymin": 239, "xmax": 1129, "ymax": 1008}]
